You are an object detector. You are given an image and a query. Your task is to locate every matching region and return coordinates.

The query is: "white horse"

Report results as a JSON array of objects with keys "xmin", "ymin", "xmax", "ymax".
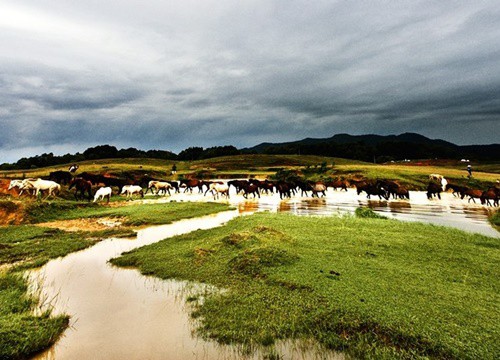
[
  {"xmin": 93, "ymin": 187, "xmax": 112, "ymax": 203},
  {"xmin": 21, "ymin": 178, "xmax": 60, "ymax": 198},
  {"xmin": 120, "ymin": 185, "xmax": 144, "ymax": 199},
  {"xmin": 147, "ymin": 181, "xmax": 172, "ymax": 196},
  {"xmin": 8, "ymin": 179, "xmax": 23, "ymax": 190},
  {"xmin": 8, "ymin": 179, "xmax": 37, "ymax": 196},
  {"xmin": 209, "ymin": 183, "xmax": 230, "ymax": 200}
]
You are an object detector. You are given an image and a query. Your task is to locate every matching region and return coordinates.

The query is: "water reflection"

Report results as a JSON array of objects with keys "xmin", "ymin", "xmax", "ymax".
[{"xmin": 233, "ymin": 189, "xmax": 498, "ymax": 238}]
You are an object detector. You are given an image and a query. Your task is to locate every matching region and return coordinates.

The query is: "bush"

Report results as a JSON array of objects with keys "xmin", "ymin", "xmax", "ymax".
[{"xmin": 355, "ymin": 207, "xmax": 387, "ymax": 219}]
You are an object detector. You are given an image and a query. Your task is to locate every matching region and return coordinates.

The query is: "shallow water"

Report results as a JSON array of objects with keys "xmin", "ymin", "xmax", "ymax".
[
  {"xmin": 30, "ymin": 211, "xmax": 343, "ymax": 360},
  {"xmin": 231, "ymin": 189, "xmax": 498, "ymax": 238},
  {"xmin": 29, "ymin": 188, "xmax": 498, "ymax": 359}
]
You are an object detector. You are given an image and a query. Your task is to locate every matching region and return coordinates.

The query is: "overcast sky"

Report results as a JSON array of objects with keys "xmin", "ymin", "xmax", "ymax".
[{"xmin": 1, "ymin": 0, "xmax": 499, "ymax": 163}]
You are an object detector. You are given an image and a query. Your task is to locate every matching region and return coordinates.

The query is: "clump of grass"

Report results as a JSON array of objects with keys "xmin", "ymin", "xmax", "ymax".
[
  {"xmin": 228, "ymin": 247, "xmax": 298, "ymax": 277},
  {"xmin": 355, "ymin": 207, "xmax": 387, "ymax": 219},
  {"xmin": 489, "ymin": 209, "xmax": 500, "ymax": 229}
]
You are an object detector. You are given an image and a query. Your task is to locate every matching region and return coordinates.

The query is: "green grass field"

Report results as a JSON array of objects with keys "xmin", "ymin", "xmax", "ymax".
[
  {"xmin": 112, "ymin": 212, "xmax": 500, "ymax": 359},
  {"xmin": 1, "ymin": 155, "xmax": 498, "ymax": 191}
]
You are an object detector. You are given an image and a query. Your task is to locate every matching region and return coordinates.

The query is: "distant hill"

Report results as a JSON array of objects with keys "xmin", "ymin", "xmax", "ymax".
[{"xmin": 243, "ymin": 133, "xmax": 500, "ymax": 162}]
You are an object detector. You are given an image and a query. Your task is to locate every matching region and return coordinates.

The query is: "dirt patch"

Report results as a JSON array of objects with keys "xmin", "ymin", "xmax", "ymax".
[
  {"xmin": 36, "ymin": 217, "xmax": 125, "ymax": 232},
  {"xmin": 0, "ymin": 201, "xmax": 24, "ymax": 225}
]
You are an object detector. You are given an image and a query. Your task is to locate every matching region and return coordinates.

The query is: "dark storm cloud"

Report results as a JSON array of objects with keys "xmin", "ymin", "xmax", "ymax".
[{"xmin": 1, "ymin": 0, "xmax": 499, "ymax": 163}]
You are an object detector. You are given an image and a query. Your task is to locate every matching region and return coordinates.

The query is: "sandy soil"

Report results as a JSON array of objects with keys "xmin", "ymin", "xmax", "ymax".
[{"xmin": 36, "ymin": 217, "xmax": 125, "ymax": 232}]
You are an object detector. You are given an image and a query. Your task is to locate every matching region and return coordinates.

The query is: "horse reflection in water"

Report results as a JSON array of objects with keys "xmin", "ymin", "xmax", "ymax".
[{"xmin": 389, "ymin": 201, "xmax": 412, "ymax": 213}]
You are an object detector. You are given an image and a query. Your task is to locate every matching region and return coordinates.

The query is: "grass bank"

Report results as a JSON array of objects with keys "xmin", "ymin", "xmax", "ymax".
[
  {"xmin": 112, "ymin": 212, "xmax": 500, "ymax": 359},
  {"xmin": 24, "ymin": 200, "xmax": 230, "ymax": 226},
  {"xmin": 0, "ymin": 201, "xmax": 231, "ymax": 359},
  {"xmin": 489, "ymin": 210, "xmax": 500, "ymax": 230}
]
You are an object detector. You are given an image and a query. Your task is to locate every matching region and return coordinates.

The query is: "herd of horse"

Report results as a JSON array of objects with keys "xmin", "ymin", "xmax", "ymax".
[{"xmin": 5, "ymin": 170, "xmax": 500, "ymax": 207}]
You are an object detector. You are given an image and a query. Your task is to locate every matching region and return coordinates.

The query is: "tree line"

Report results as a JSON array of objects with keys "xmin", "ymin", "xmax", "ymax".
[
  {"xmin": 1, "ymin": 136, "xmax": 497, "ymax": 170},
  {"xmin": 0, "ymin": 145, "xmax": 241, "ymax": 170}
]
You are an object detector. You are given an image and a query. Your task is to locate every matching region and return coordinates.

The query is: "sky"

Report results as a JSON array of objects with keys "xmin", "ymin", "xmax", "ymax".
[{"xmin": 1, "ymin": 0, "xmax": 500, "ymax": 163}]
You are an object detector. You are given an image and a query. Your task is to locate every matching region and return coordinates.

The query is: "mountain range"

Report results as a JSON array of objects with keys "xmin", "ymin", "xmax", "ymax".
[{"xmin": 243, "ymin": 133, "xmax": 499, "ymax": 162}]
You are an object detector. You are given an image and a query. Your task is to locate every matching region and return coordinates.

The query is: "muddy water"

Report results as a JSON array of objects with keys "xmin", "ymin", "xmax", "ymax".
[
  {"xmin": 30, "ymin": 211, "xmax": 342, "ymax": 360},
  {"xmin": 29, "ymin": 188, "xmax": 498, "ymax": 359}
]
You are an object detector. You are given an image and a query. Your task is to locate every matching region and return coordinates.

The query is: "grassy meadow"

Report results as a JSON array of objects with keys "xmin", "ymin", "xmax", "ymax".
[
  {"xmin": 112, "ymin": 212, "xmax": 500, "ymax": 359},
  {"xmin": 1, "ymin": 155, "xmax": 498, "ymax": 191}
]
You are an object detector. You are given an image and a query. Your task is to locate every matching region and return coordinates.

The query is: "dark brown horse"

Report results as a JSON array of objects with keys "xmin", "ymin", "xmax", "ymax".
[
  {"xmin": 258, "ymin": 180, "xmax": 275, "ymax": 194},
  {"xmin": 427, "ymin": 182, "xmax": 442, "ymax": 200},
  {"xmin": 69, "ymin": 177, "xmax": 93, "ymax": 201},
  {"xmin": 241, "ymin": 182, "xmax": 260, "ymax": 199},
  {"xmin": 355, "ymin": 181, "xmax": 389, "ymax": 200},
  {"xmin": 276, "ymin": 181, "xmax": 292, "ymax": 199},
  {"xmin": 228, "ymin": 180, "xmax": 248, "ymax": 194},
  {"xmin": 376, "ymin": 179, "xmax": 400, "ymax": 199},
  {"xmin": 445, "ymin": 183, "xmax": 468, "ymax": 197},
  {"xmin": 395, "ymin": 186, "xmax": 410, "ymax": 200},
  {"xmin": 461, "ymin": 188, "xmax": 483, "ymax": 203}
]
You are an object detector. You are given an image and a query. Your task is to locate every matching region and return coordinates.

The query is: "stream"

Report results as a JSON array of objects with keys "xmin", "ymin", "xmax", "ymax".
[{"xmin": 29, "ymin": 189, "xmax": 498, "ymax": 359}]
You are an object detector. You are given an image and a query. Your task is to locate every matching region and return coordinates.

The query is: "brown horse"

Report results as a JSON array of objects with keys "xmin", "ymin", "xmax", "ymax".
[
  {"xmin": 69, "ymin": 177, "xmax": 93, "ymax": 201},
  {"xmin": 325, "ymin": 179, "xmax": 348, "ymax": 191},
  {"xmin": 395, "ymin": 186, "xmax": 410, "ymax": 200},
  {"xmin": 481, "ymin": 187, "xmax": 499, "ymax": 206},
  {"xmin": 310, "ymin": 182, "xmax": 327, "ymax": 197},
  {"xmin": 180, "ymin": 179, "xmax": 205, "ymax": 193}
]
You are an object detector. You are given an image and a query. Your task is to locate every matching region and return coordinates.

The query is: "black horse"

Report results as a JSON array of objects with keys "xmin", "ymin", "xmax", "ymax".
[{"xmin": 49, "ymin": 171, "xmax": 73, "ymax": 185}]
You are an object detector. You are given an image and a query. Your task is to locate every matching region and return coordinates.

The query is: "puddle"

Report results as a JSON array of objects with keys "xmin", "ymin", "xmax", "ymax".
[{"xmin": 28, "ymin": 187, "xmax": 498, "ymax": 359}]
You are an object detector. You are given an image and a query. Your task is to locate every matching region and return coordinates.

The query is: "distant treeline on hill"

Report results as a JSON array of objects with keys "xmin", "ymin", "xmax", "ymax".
[
  {"xmin": 243, "ymin": 133, "xmax": 500, "ymax": 163},
  {"xmin": 1, "ymin": 133, "xmax": 498, "ymax": 170},
  {"xmin": 0, "ymin": 145, "xmax": 240, "ymax": 170}
]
